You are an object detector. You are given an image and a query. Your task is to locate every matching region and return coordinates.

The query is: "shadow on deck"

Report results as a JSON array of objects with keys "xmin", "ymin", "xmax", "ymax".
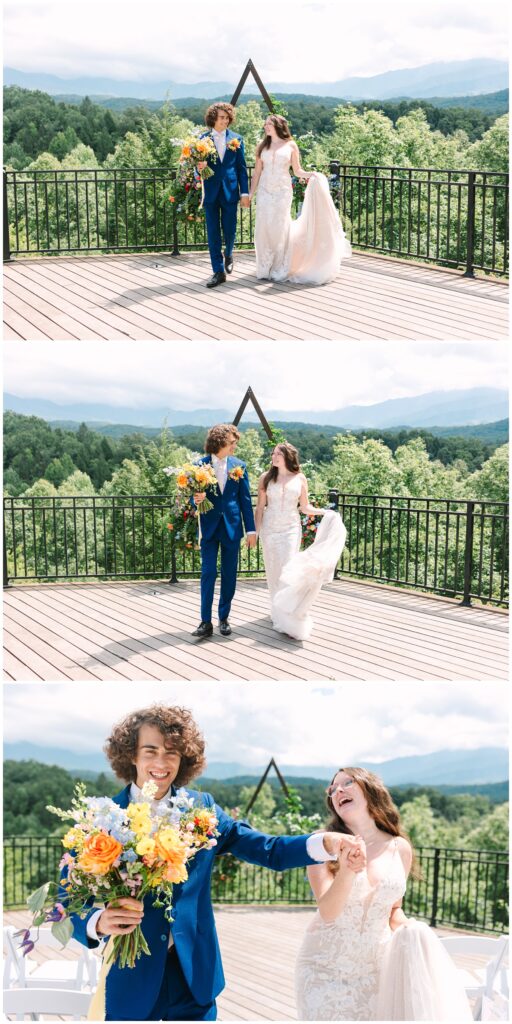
[
  {"xmin": 3, "ymin": 577, "xmax": 508, "ymax": 682},
  {"xmin": 3, "ymin": 250, "xmax": 508, "ymax": 341}
]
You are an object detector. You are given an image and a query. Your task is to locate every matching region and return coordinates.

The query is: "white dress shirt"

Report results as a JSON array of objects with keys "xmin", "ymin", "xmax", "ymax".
[
  {"xmin": 211, "ymin": 453, "xmax": 228, "ymax": 493},
  {"xmin": 211, "ymin": 128, "xmax": 248, "ymax": 196},
  {"xmin": 85, "ymin": 784, "xmax": 334, "ymax": 943}
]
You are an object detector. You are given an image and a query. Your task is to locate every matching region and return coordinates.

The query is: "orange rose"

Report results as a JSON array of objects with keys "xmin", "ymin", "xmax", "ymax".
[
  {"xmin": 154, "ymin": 829, "xmax": 188, "ymax": 883},
  {"xmin": 78, "ymin": 833, "xmax": 122, "ymax": 875}
]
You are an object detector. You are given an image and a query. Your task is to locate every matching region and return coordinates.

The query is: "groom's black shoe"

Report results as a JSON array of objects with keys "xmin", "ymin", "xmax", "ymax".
[
  {"xmin": 219, "ymin": 619, "xmax": 232, "ymax": 636},
  {"xmin": 225, "ymin": 254, "xmax": 234, "ymax": 274},
  {"xmin": 206, "ymin": 271, "xmax": 226, "ymax": 288},
  {"xmin": 192, "ymin": 621, "xmax": 213, "ymax": 639}
]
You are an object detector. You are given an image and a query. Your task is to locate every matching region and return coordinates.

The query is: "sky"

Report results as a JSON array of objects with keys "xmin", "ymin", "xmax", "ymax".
[
  {"xmin": 3, "ymin": 0, "xmax": 508, "ymax": 82},
  {"xmin": 3, "ymin": 340, "xmax": 507, "ymax": 413},
  {"xmin": 3, "ymin": 681, "xmax": 507, "ymax": 766}
]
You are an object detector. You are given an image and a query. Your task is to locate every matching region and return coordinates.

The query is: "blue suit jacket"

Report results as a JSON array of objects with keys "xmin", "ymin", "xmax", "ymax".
[
  {"xmin": 194, "ymin": 455, "xmax": 255, "ymax": 543},
  {"xmin": 201, "ymin": 129, "xmax": 249, "ymax": 205},
  {"xmin": 67, "ymin": 786, "xmax": 317, "ymax": 1019}
]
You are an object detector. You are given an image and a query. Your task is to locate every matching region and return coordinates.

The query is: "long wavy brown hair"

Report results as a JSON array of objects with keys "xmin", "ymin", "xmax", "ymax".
[
  {"xmin": 256, "ymin": 114, "xmax": 292, "ymax": 158},
  {"xmin": 262, "ymin": 442, "xmax": 301, "ymax": 491},
  {"xmin": 325, "ymin": 766, "xmax": 419, "ymax": 877},
  {"xmin": 104, "ymin": 704, "xmax": 207, "ymax": 786}
]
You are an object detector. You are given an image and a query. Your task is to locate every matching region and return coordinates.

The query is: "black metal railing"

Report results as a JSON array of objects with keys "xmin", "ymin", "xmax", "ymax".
[
  {"xmin": 3, "ymin": 837, "xmax": 508, "ymax": 934},
  {"xmin": 4, "ymin": 164, "xmax": 508, "ymax": 276},
  {"xmin": 3, "ymin": 493, "xmax": 508, "ymax": 607}
]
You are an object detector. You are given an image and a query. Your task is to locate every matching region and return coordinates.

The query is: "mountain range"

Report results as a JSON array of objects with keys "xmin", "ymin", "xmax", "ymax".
[
  {"xmin": 4, "ymin": 388, "xmax": 508, "ymax": 430},
  {"xmin": 3, "ymin": 744, "xmax": 508, "ymax": 785},
  {"xmin": 4, "ymin": 59, "xmax": 507, "ymax": 101}
]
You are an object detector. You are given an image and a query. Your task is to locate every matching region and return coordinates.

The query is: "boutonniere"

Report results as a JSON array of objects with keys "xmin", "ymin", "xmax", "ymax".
[
  {"xmin": 228, "ymin": 465, "xmax": 245, "ymax": 482},
  {"xmin": 227, "ymin": 137, "xmax": 241, "ymax": 151}
]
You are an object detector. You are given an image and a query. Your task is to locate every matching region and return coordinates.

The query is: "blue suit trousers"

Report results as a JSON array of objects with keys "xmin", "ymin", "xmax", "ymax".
[
  {"xmin": 203, "ymin": 200, "xmax": 238, "ymax": 273},
  {"xmin": 200, "ymin": 518, "xmax": 239, "ymax": 622},
  {"xmin": 105, "ymin": 948, "xmax": 216, "ymax": 1021}
]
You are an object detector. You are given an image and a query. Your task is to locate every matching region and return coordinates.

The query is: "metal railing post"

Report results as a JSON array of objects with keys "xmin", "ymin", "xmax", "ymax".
[
  {"xmin": 430, "ymin": 847, "xmax": 441, "ymax": 927},
  {"xmin": 172, "ymin": 202, "xmax": 180, "ymax": 256},
  {"xmin": 328, "ymin": 489, "xmax": 341, "ymax": 578},
  {"xmin": 464, "ymin": 171, "xmax": 476, "ymax": 277},
  {"xmin": 169, "ymin": 529, "xmax": 178, "ymax": 584},
  {"xmin": 461, "ymin": 501, "xmax": 475, "ymax": 606},
  {"xmin": 3, "ymin": 536, "xmax": 10, "ymax": 587},
  {"xmin": 3, "ymin": 170, "xmax": 12, "ymax": 262}
]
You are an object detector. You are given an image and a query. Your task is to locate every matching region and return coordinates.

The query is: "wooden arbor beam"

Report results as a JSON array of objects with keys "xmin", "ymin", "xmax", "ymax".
[
  {"xmin": 232, "ymin": 386, "xmax": 273, "ymax": 439},
  {"xmin": 244, "ymin": 757, "xmax": 290, "ymax": 814},
  {"xmin": 231, "ymin": 59, "xmax": 274, "ymax": 111}
]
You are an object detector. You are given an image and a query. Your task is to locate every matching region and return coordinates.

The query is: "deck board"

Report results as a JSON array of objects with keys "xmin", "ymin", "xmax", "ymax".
[
  {"xmin": 3, "ymin": 251, "xmax": 507, "ymax": 341},
  {"xmin": 3, "ymin": 578, "xmax": 507, "ymax": 682},
  {"xmin": 3, "ymin": 909, "xmax": 495, "ymax": 1021}
]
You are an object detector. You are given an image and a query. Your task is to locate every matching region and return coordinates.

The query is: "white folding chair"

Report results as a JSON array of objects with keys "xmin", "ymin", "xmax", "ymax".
[
  {"xmin": 3, "ymin": 926, "xmax": 98, "ymax": 991},
  {"xmin": 441, "ymin": 934, "xmax": 509, "ymax": 1021},
  {"xmin": 3, "ymin": 986, "xmax": 91, "ymax": 1020}
]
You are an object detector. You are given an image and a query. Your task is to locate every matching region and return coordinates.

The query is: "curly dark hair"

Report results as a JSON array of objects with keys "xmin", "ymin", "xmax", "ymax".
[
  {"xmin": 205, "ymin": 102, "xmax": 236, "ymax": 128},
  {"xmin": 104, "ymin": 704, "xmax": 206, "ymax": 786},
  {"xmin": 205, "ymin": 423, "xmax": 240, "ymax": 454},
  {"xmin": 325, "ymin": 766, "xmax": 420, "ymax": 878}
]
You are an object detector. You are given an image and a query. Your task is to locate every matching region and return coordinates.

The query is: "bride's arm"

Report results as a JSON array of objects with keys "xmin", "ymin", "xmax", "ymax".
[
  {"xmin": 389, "ymin": 838, "xmax": 413, "ymax": 930},
  {"xmin": 249, "ymin": 155, "xmax": 263, "ymax": 199},
  {"xmin": 290, "ymin": 141, "xmax": 313, "ymax": 180},
  {"xmin": 307, "ymin": 848, "xmax": 357, "ymax": 923},
  {"xmin": 299, "ymin": 475, "xmax": 326, "ymax": 516},
  {"xmin": 254, "ymin": 475, "xmax": 268, "ymax": 535}
]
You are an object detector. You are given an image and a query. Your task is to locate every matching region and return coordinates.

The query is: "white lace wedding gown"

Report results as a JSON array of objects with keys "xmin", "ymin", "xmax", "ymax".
[
  {"xmin": 295, "ymin": 839, "xmax": 472, "ymax": 1021},
  {"xmin": 259, "ymin": 480, "xmax": 346, "ymax": 640},
  {"xmin": 254, "ymin": 142, "xmax": 352, "ymax": 283}
]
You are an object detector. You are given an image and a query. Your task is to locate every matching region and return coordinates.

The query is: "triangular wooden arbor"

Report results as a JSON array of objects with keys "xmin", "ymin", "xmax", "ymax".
[
  {"xmin": 245, "ymin": 757, "xmax": 290, "ymax": 813},
  {"xmin": 231, "ymin": 59, "xmax": 274, "ymax": 111},
  {"xmin": 232, "ymin": 386, "xmax": 273, "ymax": 438}
]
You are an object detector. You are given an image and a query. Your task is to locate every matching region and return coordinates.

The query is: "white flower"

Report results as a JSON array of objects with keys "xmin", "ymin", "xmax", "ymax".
[{"xmin": 141, "ymin": 780, "xmax": 159, "ymax": 801}]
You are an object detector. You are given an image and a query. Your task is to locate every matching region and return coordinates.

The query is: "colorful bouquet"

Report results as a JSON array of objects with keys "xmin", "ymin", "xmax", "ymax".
[
  {"xmin": 301, "ymin": 512, "xmax": 320, "ymax": 549},
  {"xmin": 168, "ymin": 132, "xmax": 218, "ymax": 222},
  {"xmin": 163, "ymin": 461, "xmax": 218, "ymax": 513},
  {"xmin": 23, "ymin": 782, "xmax": 218, "ymax": 969},
  {"xmin": 166, "ymin": 496, "xmax": 200, "ymax": 554},
  {"xmin": 178, "ymin": 134, "xmax": 218, "ymax": 180}
]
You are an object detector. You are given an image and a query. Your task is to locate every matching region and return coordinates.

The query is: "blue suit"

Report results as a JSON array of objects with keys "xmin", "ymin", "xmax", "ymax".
[
  {"xmin": 67, "ymin": 786, "xmax": 317, "ymax": 1020},
  {"xmin": 195, "ymin": 455, "xmax": 255, "ymax": 624},
  {"xmin": 201, "ymin": 129, "xmax": 249, "ymax": 274}
]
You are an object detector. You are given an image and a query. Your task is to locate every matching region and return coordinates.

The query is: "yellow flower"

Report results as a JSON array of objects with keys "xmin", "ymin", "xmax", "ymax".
[
  {"xmin": 136, "ymin": 836, "xmax": 156, "ymax": 858},
  {"xmin": 154, "ymin": 827, "xmax": 189, "ymax": 883},
  {"xmin": 176, "ymin": 473, "xmax": 189, "ymax": 488},
  {"xmin": 127, "ymin": 802, "xmax": 152, "ymax": 837},
  {"xmin": 62, "ymin": 828, "xmax": 83, "ymax": 850}
]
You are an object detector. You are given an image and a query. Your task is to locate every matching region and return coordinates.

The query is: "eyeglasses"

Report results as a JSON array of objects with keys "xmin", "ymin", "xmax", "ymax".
[{"xmin": 326, "ymin": 779, "xmax": 354, "ymax": 799}]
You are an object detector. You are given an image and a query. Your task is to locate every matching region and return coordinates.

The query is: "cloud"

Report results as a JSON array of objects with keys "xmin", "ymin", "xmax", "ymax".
[
  {"xmin": 3, "ymin": 340, "xmax": 507, "ymax": 414},
  {"xmin": 3, "ymin": 681, "xmax": 507, "ymax": 767},
  {"xmin": 3, "ymin": 0, "xmax": 508, "ymax": 81}
]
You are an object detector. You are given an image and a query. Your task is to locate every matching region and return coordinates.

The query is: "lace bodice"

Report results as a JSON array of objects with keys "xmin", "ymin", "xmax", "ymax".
[
  {"xmin": 261, "ymin": 475, "xmax": 302, "ymax": 529},
  {"xmin": 296, "ymin": 840, "xmax": 406, "ymax": 1020},
  {"xmin": 259, "ymin": 142, "xmax": 294, "ymax": 194}
]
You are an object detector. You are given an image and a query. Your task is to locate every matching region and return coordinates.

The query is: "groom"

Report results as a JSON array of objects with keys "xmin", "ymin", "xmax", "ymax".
[
  {"xmin": 198, "ymin": 102, "xmax": 250, "ymax": 288},
  {"xmin": 192, "ymin": 423, "xmax": 256, "ymax": 640},
  {"xmin": 66, "ymin": 703, "xmax": 363, "ymax": 1020}
]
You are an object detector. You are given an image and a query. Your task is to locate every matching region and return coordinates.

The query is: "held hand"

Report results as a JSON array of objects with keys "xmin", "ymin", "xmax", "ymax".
[
  {"xmin": 345, "ymin": 837, "xmax": 367, "ymax": 873},
  {"xmin": 322, "ymin": 831, "xmax": 361, "ymax": 856},
  {"xmin": 96, "ymin": 898, "xmax": 144, "ymax": 937},
  {"xmin": 240, "ymin": 196, "xmax": 251, "ymax": 209},
  {"xmin": 197, "ymin": 161, "xmax": 207, "ymax": 171},
  {"xmin": 246, "ymin": 534, "xmax": 257, "ymax": 549},
  {"xmin": 194, "ymin": 492, "xmax": 206, "ymax": 504}
]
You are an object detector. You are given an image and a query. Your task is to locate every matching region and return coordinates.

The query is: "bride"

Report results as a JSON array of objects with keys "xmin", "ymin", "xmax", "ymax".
[
  {"xmin": 295, "ymin": 767, "xmax": 473, "ymax": 1022},
  {"xmin": 255, "ymin": 442, "xmax": 346, "ymax": 640},
  {"xmin": 248, "ymin": 114, "xmax": 352, "ymax": 284}
]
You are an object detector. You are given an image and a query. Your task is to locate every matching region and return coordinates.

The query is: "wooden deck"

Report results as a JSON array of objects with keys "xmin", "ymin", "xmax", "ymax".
[
  {"xmin": 3, "ymin": 250, "xmax": 508, "ymax": 341},
  {"xmin": 3, "ymin": 908, "xmax": 495, "ymax": 1021},
  {"xmin": 3, "ymin": 577, "xmax": 508, "ymax": 682}
]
